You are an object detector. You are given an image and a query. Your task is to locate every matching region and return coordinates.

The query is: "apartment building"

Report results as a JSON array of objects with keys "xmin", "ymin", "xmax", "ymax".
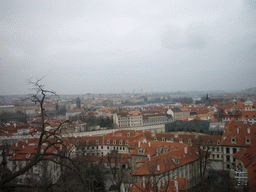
[
  {"xmin": 113, "ymin": 111, "xmax": 143, "ymax": 128},
  {"xmin": 143, "ymin": 114, "xmax": 173, "ymax": 126},
  {"xmin": 130, "ymin": 144, "xmax": 205, "ymax": 191}
]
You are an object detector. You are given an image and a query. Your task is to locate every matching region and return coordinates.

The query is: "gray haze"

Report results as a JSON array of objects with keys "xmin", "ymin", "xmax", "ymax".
[{"xmin": 1, "ymin": 0, "xmax": 256, "ymax": 95}]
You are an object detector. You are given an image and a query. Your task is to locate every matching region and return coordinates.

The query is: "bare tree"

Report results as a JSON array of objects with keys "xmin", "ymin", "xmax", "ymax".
[
  {"xmin": 0, "ymin": 78, "xmax": 77, "ymax": 190},
  {"xmin": 105, "ymin": 150, "xmax": 125, "ymax": 192},
  {"xmin": 191, "ymin": 137, "xmax": 211, "ymax": 183}
]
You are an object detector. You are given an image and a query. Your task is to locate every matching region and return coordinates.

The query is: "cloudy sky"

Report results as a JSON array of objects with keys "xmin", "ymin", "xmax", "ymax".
[{"xmin": 1, "ymin": 0, "xmax": 256, "ymax": 95}]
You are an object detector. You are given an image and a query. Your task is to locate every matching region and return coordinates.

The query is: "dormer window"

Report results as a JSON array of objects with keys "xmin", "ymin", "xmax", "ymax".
[
  {"xmin": 86, "ymin": 141, "xmax": 89, "ymax": 145},
  {"xmin": 113, "ymin": 140, "xmax": 116, "ymax": 145},
  {"xmin": 179, "ymin": 139, "xmax": 183, "ymax": 143},
  {"xmin": 188, "ymin": 139, "xmax": 191, "ymax": 144},
  {"xmin": 231, "ymin": 137, "xmax": 236, "ymax": 144},
  {"xmin": 26, "ymin": 154, "xmax": 31, "ymax": 158},
  {"xmin": 162, "ymin": 138, "xmax": 165, "ymax": 142},
  {"xmin": 247, "ymin": 128, "xmax": 251, "ymax": 134},
  {"xmin": 163, "ymin": 149, "xmax": 168, "ymax": 153},
  {"xmin": 127, "ymin": 133, "xmax": 130, "ymax": 137},
  {"xmin": 245, "ymin": 138, "xmax": 251, "ymax": 144},
  {"xmin": 207, "ymin": 140, "xmax": 211, "ymax": 145},
  {"xmin": 170, "ymin": 138, "xmax": 174, "ymax": 142},
  {"xmin": 95, "ymin": 140, "xmax": 99, "ymax": 145},
  {"xmin": 107, "ymin": 140, "xmax": 110, "ymax": 144},
  {"xmin": 138, "ymin": 148, "xmax": 144, "ymax": 154},
  {"xmin": 76, "ymin": 141, "xmax": 79, "ymax": 145},
  {"xmin": 125, "ymin": 141, "xmax": 129, "ymax": 145},
  {"xmin": 217, "ymin": 141, "xmax": 221, "ymax": 145},
  {"xmin": 119, "ymin": 141, "xmax": 123, "ymax": 145}
]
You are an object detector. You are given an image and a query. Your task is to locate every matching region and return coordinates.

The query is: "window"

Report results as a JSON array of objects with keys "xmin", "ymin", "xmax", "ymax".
[
  {"xmin": 217, "ymin": 141, "xmax": 221, "ymax": 145},
  {"xmin": 245, "ymin": 138, "xmax": 251, "ymax": 144},
  {"xmin": 179, "ymin": 139, "xmax": 183, "ymax": 143},
  {"xmin": 217, "ymin": 154, "xmax": 219, "ymax": 158},
  {"xmin": 226, "ymin": 155, "xmax": 230, "ymax": 162},
  {"xmin": 138, "ymin": 148, "xmax": 144, "ymax": 154},
  {"xmin": 226, "ymin": 148, "xmax": 230, "ymax": 154},
  {"xmin": 125, "ymin": 141, "xmax": 129, "ymax": 145},
  {"xmin": 95, "ymin": 140, "xmax": 99, "ymax": 145},
  {"xmin": 119, "ymin": 141, "xmax": 122, "ymax": 145},
  {"xmin": 231, "ymin": 137, "xmax": 236, "ymax": 144},
  {"xmin": 107, "ymin": 140, "xmax": 110, "ymax": 144},
  {"xmin": 113, "ymin": 140, "xmax": 116, "ymax": 145},
  {"xmin": 233, "ymin": 148, "xmax": 237, "ymax": 154},
  {"xmin": 212, "ymin": 154, "xmax": 215, "ymax": 159},
  {"xmin": 101, "ymin": 146, "xmax": 103, "ymax": 149}
]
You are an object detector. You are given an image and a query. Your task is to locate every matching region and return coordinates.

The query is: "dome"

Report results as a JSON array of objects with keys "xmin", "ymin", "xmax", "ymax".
[{"xmin": 244, "ymin": 100, "xmax": 253, "ymax": 104}]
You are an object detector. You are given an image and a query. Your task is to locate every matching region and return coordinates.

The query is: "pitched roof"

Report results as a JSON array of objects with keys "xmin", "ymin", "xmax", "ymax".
[
  {"xmin": 130, "ymin": 140, "xmax": 189, "ymax": 157},
  {"xmin": 221, "ymin": 119, "xmax": 256, "ymax": 147},
  {"xmin": 132, "ymin": 146, "xmax": 199, "ymax": 176},
  {"xmin": 235, "ymin": 145, "xmax": 256, "ymax": 190}
]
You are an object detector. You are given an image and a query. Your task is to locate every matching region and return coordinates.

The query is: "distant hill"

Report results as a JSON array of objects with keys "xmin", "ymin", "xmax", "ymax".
[{"xmin": 240, "ymin": 87, "xmax": 256, "ymax": 93}]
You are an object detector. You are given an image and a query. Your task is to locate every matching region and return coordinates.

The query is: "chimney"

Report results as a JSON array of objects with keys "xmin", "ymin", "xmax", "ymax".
[
  {"xmin": 138, "ymin": 141, "xmax": 141, "ymax": 147},
  {"xmin": 148, "ymin": 154, "xmax": 151, "ymax": 161},
  {"xmin": 143, "ymin": 177, "xmax": 145, "ymax": 188},
  {"xmin": 148, "ymin": 142, "xmax": 151, "ymax": 147},
  {"xmin": 247, "ymin": 128, "xmax": 250, "ymax": 134},
  {"xmin": 184, "ymin": 147, "xmax": 187, "ymax": 154},
  {"xmin": 237, "ymin": 127, "xmax": 239, "ymax": 134},
  {"xmin": 157, "ymin": 165, "xmax": 160, "ymax": 172},
  {"xmin": 15, "ymin": 142, "xmax": 18, "ymax": 147}
]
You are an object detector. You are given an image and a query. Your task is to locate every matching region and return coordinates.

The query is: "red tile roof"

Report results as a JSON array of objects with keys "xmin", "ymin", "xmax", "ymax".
[
  {"xmin": 235, "ymin": 145, "xmax": 256, "ymax": 190},
  {"xmin": 221, "ymin": 118, "xmax": 256, "ymax": 147},
  {"xmin": 132, "ymin": 146, "xmax": 200, "ymax": 176}
]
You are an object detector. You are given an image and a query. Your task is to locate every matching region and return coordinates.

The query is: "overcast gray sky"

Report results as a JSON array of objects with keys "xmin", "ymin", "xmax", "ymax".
[{"xmin": 1, "ymin": 0, "xmax": 256, "ymax": 95}]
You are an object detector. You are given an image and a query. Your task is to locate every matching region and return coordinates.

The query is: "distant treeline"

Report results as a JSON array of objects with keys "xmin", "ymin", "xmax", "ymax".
[
  {"xmin": 165, "ymin": 119, "xmax": 210, "ymax": 134},
  {"xmin": 0, "ymin": 111, "xmax": 28, "ymax": 123}
]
